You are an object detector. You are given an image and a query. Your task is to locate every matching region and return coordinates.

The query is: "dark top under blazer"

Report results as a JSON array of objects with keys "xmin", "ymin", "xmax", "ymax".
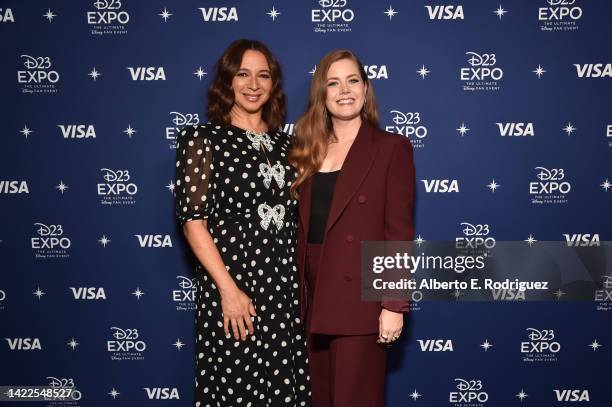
[
  {"xmin": 307, "ymin": 170, "xmax": 340, "ymax": 244},
  {"xmin": 297, "ymin": 123, "xmax": 416, "ymax": 335}
]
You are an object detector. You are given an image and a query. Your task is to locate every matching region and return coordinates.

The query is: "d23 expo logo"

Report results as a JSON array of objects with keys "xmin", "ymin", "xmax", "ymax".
[
  {"xmin": 456, "ymin": 222, "xmax": 495, "ymax": 257},
  {"xmin": 385, "ymin": 111, "xmax": 428, "ymax": 149},
  {"xmin": 460, "ymin": 52, "xmax": 502, "ymax": 92},
  {"xmin": 17, "ymin": 55, "xmax": 60, "ymax": 94},
  {"xmin": 311, "ymin": 0, "xmax": 355, "ymax": 34},
  {"xmin": 529, "ymin": 167, "xmax": 570, "ymax": 205},
  {"xmin": 166, "ymin": 112, "xmax": 200, "ymax": 149},
  {"xmin": 538, "ymin": 0, "xmax": 582, "ymax": 32},
  {"xmin": 107, "ymin": 326, "xmax": 146, "ymax": 361},
  {"xmin": 86, "ymin": 0, "xmax": 129, "ymax": 36},
  {"xmin": 520, "ymin": 328, "xmax": 560, "ymax": 362},
  {"xmin": 97, "ymin": 168, "xmax": 137, "ymax": 206},
  {"xmin": 46, "ymin": 376, "xmax": 82, "ymax": 405},
  {"xmin": 173, "ymin": 276, "xmax": 197, "ymax": 311},
  {"xmin": 595, "ymin": 274, "xmax": 612, "ymax": 312},
  {"xmin": 449, "ymin": 378, "xmax": 488, "ymax": 407},
  {"xmin": 409, "ymin": 290, "xmax": 423, "ymax": 311},
  {"xmin": 0, "ymin": 289, "xmax": 5, "ymax": 311},
  {"xmin": 31, "ymin": 223, "xmax": 71, "ymax": 259}
]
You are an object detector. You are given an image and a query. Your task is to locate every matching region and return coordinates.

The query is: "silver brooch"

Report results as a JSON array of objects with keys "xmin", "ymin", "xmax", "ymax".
[
  {"xmin": 257, "ymin": 203, "xmax": 285, "ymax": 231},
  {"xmin": 246, "ymin": 130, "xmax": 273, "ymax": 151},
  {"xmin": 259, "ymin": 162, "xmax": 285, "ymax": 189}
]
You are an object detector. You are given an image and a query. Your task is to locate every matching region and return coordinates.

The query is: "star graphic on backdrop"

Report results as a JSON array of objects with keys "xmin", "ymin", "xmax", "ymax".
[
  {"xmin": 194, "ymin": 66, "xmax": 207, "ymax": 80},
  {"xmin": 267, "ymin": 6, "xmax": 281, "ymax": 21},
  {"xmin": 384, "ymin": 6, "xmax": 398, "ymax": 20},
  {"xmin": 173, "ymin": 339, "xmax": 185, "ymax": 350},
  {"xmin": 108, "ymin": 388, "xmax": 120, "ymax": 399},
  {"xmin": 309, "ymin": 66, "xmax": 317, "ymax": 76},
  {"xmin": 159, "ymin": 8, "xmax": 173, "ymax": 22},
  {"xmin": 33, "ymin": 287, "xmax": 45, "ymax": 300},
  {"xmin": 487, "ymin": 179, "xmax": 500, "ymax": 192},
  {"xmin": 417, "ymin": 65, "xmax": 430, "ymax": 79},
  {"xmin": 601, "ymin": 179, "xmax": 611, "ymax": 192},
  {"xmin": 20, "ymin": 125, "xmax": 33, "ymax": 139},
  {"xmin": 123, "ymin": 125, "xmax": 136, "ymax": 138},
  {"xmin": 132, "ymin": 287, "xmax": 145, "ymax": 300},
  {"xmin": 480, "ymin": 339, "xmax": 493, "ymax": 351},
  {"xmin": 493, "ymin": 5, "xmax": 507, "ymax": 19},
  {"xmin": 516, "ymin": 389, "xmax": 528, "ymax": 402},
  {"xmin": 524, "ymin": 234, "xmax": 537, "ymax": 247},
  {"xmin": 88, "ymin": 67, "xmax": 101, "ymax": 81},
  {"xmin": 563, "ymin": 122, "xmax": 576, "ymax": 136},
  {"xmin": 533, "ymin": 64, "xmax": 546, "ymax": 78},
  {"xmin": 456, "ymin": 122, "xmax": 470, "ymax": 137},
  {"xmin": 166, "ymin": 181, "xmax": 176, "ymax": 193},
  {"xmin": 554, "ymin": 288, "xmax": 565, "ymax": 299},
  {"xmin": 453, "ymin": 289, "xmax": 462, "ymax": 299},
  {"xmin": 414, "ymin": 235, "xmax": 426, "ymax": 247},
  {"xmin": 44, "ymin": 9, "xmax": 57, "ymax": 22},
  {"xmin": 98, "ymin": 235, "xmax": 111, "ymax": 247},
  {"xmin": 56, "ymin": 180, "xmax": 69, "ymax": 194},
  {"xmin": 67, "ymin": 338, "xmax": 79, "ymax": 350},
  {"xmin": 589, "ymin": 339, "xmax": 602, "ymax": 351},
  {"xmin": 409, "ymin": 389, "xmax": 421, "ymax": 401}
]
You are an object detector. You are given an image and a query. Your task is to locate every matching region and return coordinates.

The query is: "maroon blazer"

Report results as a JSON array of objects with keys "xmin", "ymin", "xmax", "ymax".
[{"xmin": 297, "ymin": 123, "xmax": 415, "ymax": 335}]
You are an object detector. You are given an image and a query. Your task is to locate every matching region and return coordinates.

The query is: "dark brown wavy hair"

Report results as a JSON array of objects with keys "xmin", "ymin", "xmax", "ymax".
[
  {"xmin": 207, "ymin": 39, "xmax": 286, "ymax": 131},
  {"xmin": 289, "ymin": 49, "xmax": 379, "ymax": 198}
]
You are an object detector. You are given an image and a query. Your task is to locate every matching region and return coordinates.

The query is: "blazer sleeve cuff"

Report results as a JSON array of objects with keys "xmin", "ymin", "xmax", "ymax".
[{"xmin": 381, "ymin": 300, "xmax": 409, "ymax": 313}]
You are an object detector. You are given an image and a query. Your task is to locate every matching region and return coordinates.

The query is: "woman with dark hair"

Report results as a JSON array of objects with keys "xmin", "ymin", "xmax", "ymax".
[
  {"xmin": 290, "ymin": 50, "xmax": 415, "ymax": 407},
  {"xmin": 175, "ymin": 39, "xmax": 311, "ymax": 406}
]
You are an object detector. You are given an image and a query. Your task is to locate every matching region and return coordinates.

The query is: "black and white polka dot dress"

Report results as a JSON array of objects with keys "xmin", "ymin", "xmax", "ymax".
[{"xmin": 174, "ymin": 122, "xmax": 311, "ymax": 407}]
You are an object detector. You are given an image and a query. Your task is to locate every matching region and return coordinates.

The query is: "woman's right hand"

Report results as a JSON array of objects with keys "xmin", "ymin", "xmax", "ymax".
[{"xmin": 220, "ymin": 286, "xmax": 256, "ymax": 341}]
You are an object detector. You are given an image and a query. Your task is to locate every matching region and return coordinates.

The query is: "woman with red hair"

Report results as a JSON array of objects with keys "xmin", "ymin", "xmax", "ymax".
[{"xmin": 290, "ymin": 50, "xmax": 415, "ymax": 407}]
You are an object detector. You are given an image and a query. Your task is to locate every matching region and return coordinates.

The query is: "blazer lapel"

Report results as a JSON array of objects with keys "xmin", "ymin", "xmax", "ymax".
[{"xmin": 324, "ymin": 123, "xmax": 378, "ymax": 234}]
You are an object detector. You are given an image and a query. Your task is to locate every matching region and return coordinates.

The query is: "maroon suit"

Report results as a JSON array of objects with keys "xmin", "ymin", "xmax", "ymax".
[{"xmin": 298, "ymin": 123, "xmax": 415, "ymax": 407}]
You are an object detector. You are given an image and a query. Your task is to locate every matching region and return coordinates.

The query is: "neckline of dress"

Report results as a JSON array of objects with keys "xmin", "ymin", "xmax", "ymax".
[{"xmin": 228, "ymin": 123, "xmax": 271, "ymax": 137}]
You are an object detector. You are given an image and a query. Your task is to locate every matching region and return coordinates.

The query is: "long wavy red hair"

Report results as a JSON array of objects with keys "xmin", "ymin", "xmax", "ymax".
[{"xmin": 289, "ymin": 50, "xmax": 379, "ymax": 198}]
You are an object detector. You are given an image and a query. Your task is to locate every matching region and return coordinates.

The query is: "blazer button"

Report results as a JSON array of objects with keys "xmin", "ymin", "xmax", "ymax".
[
  {"xmin": 346, "ymin": 234, "xmax": 355, "ymax": 243},
  {"xmin": 344, "ymin": 275, "xmax": 353, "ymax": 282},
  {"xmin": 358, "ymin": 195, "xmax": 367, "ymax": 204}
]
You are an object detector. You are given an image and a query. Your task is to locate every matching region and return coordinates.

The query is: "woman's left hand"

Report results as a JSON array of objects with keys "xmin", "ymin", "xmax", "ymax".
[{"xmin": 378, "ymin": 308, "xmax": 403, "ymax": 344}]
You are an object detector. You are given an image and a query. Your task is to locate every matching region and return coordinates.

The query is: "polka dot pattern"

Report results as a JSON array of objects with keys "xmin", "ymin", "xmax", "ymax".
[{"xmin": 175, "ymin": 123, "xmax": 311, "ymax": 406}]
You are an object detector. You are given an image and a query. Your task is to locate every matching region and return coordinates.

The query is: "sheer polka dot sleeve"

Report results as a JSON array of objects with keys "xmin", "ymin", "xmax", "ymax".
[{"xmin": 174, "ymin": 126, "xmax": 215, "ymax": 225}]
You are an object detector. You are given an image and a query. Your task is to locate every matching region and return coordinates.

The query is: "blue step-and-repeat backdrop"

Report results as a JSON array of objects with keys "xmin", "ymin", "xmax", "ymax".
[{"xmin": 2, "ymin": 1, "xmax": 611, "ymax": 406}]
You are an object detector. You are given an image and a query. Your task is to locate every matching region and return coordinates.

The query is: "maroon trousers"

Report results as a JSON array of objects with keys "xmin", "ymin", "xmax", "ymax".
[{"xmin": 306, "ymin": 244, "xmax": 387, "ymax": 407}]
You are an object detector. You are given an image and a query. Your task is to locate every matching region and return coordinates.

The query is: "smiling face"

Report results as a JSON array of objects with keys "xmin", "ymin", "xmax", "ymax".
[
  {"xmin": 231, "ymin": 50, "xmax": 272, "ymax": 116},
  {"xmin": 325, "ymin": 58, "xmax": 367, "ymax": 123}
]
